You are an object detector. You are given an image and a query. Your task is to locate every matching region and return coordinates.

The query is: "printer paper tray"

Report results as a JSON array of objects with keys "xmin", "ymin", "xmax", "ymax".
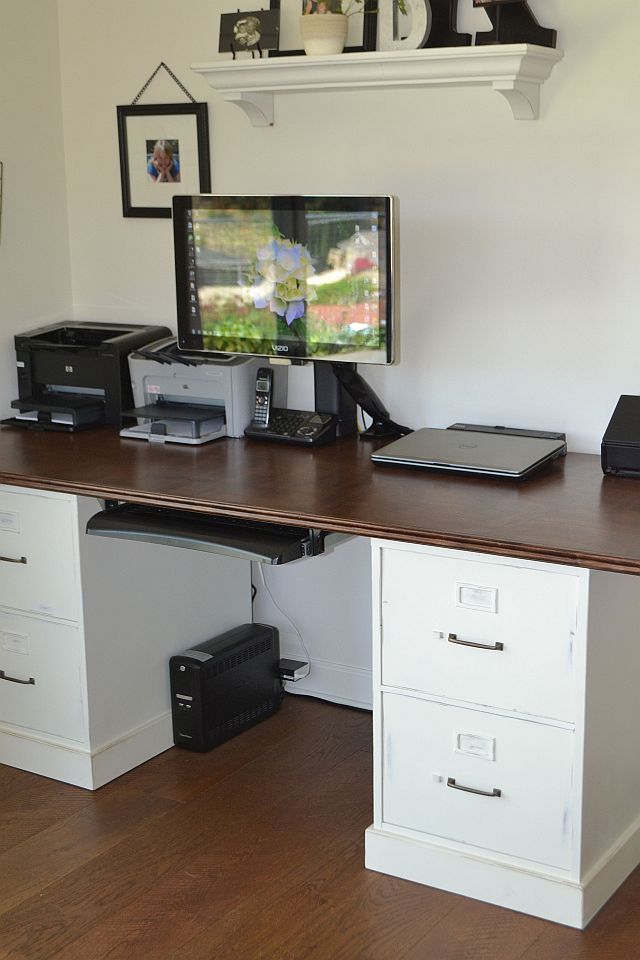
[
  {"xmin": 122, "ymin": 402, "xmax": 225, "ymax": 422},
  {"xmin": 120, "ymin": 402, "xmax": 226, "ymax": 443},
  {"xmin": 86, "ymin": 503, "xmax": 343, "ymax": 565},
  {"xmin": 4, "ymin": 393, "xmax": 105, "ymax": 430}
]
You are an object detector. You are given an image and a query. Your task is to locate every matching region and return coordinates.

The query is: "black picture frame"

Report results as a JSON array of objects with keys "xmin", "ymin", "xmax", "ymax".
[
  {"xmin": 219, "ymin": 10, "xmax": 280, "ymax": 55},
  {"xmin": 268, "ymin": 0, "xmax": 377, "ymax": 57},
  {"xmin": 473, "ymin": 0, "xmax": 557, "ymax": 47},
  {"xmin": 117, "ymin": 103, "xmax": 211, "ymax": 219}
]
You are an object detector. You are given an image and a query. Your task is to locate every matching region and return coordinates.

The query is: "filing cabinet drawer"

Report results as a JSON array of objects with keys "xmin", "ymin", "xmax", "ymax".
[
  {"xmin": 0, "ymin": 486, "xmax": 79, "ymax": 620},
  {"xmin": 380, "ymin": 547, "xmax": 579, "ymax": 722},
  {"xmin": 0, "ymin": 610, "xmax": 86, "ymax": 742},
  {"xmin": 382, "ymin": 692, "xmax": 574, "ymax": 869}
]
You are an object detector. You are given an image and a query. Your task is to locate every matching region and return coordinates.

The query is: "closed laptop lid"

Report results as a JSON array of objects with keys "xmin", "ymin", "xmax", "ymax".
[{"xmin": 371, "ymin": 428, "xmax": 566, "ymax": 478}]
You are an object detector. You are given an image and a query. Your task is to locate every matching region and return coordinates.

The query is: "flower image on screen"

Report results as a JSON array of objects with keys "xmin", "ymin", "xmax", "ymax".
[{"xmin": 176, "ymin": 197, "xmax": 391, "ymax": 363}]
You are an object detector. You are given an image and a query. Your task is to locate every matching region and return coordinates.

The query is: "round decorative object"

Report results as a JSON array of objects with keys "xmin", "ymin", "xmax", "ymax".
[{"xmin": 299, "ymin": 13, "xmax": 349, "ymax": 56}]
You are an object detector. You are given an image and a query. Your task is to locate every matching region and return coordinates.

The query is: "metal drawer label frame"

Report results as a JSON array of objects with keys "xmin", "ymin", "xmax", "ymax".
[
  {"xmin": 456, "ymin": 582, "xmax": 498, "ymax": 614},
  {"xmin": 455, "ymin": 730, "xmax": 497, "ymax": 762},
  {"xmin": 0, "ymin": 510, "xmax": 20, "ymax": 534}
]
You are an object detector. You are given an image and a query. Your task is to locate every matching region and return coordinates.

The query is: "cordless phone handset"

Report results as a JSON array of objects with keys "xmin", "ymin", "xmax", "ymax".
[{"xmin": 253, "ymin": 367, "xmax": 273, "ymax": 427}]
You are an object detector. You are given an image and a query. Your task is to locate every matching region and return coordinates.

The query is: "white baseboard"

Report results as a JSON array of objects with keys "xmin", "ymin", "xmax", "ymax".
[
  {"xmin": 581, "ymin": 810, "xmax": 640, "ymax": 925},
  {"xmin": 365, "ymin": 826, "xmax": 586, "ymax": 927},
  {"xmin": 89, "ymin": 712, "xmax": 174, "ymax": 788},
  {"xmin": 284, "ymin": 657, "xmax": 372, "ymax": 710},
  {"xmin": 365, "ymin": 823, "xmax": 640, "ymax": 928},
  {"xmin": 0, "ymin": 713, "xmax": 174, "ymax": 790}
]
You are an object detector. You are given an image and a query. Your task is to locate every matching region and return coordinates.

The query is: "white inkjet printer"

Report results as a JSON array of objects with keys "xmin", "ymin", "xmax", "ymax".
[{"xmin": 120, "ymin": 337, "xmax": 274, "ymax": 444}]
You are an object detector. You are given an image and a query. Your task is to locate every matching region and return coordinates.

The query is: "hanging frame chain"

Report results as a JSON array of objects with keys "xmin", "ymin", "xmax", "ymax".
[{"xmin": 131, "ymin": 62, "xmax": 196, "ymax": 105}]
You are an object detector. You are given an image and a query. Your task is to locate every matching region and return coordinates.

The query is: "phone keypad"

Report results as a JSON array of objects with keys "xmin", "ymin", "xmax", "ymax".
[{"xmin": 254, "ymin": 394, "xmax": 270, "ymax": 424}]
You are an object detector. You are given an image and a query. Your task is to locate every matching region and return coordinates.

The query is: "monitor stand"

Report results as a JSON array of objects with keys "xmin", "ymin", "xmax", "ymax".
[{"xmin": 313, "ymin": 362, "xmax": 357, "ymax": 439}]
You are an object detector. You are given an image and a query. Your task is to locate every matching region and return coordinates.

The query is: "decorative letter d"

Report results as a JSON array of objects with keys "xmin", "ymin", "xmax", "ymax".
[{"xmin": 377, "ymin": 0, "xmax": 432, "ymax": 51}]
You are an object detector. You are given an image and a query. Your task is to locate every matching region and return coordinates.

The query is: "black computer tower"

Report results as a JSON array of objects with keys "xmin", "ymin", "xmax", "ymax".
[
  {"xmin": 169, "ymin": 623, "xmax": 281, "ymax": 752},
  {"xmin": 601, "ymin": 395, "xmax": 640, "ymax": 476}
]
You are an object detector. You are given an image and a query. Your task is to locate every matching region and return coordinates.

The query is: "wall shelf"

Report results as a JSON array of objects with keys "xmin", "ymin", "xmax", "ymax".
[{"xmin": 191, "ymin": 44, "xmax": 563, "ymax": 126}]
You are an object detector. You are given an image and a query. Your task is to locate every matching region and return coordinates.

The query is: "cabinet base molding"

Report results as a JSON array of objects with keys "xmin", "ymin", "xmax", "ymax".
[
  {"xmin": 0, "ymin": 712, "xmax": 174, "ymax": 790},
  {"xmin": 365, "ymin": 826, "xmax": 640, "ymax": 929}
]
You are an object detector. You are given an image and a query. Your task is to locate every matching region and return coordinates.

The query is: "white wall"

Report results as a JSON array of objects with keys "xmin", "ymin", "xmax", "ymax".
[
  {"xmin": 55, "ymin": 0, "xmax": 640, "ymax": 454},
  {"xmin": 0, "ymin": 1, "xmax": 72, "ymax": 413},
  {"xmin": 255, "ymin": 538, "xmax": 374, "ymax": 709},
  {"xmin": 7, "ymin": 1, "xmax": 640, "ymax": 706}
]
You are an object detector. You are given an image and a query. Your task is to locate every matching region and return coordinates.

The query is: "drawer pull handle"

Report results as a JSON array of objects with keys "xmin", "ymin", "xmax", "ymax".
[
  {"xmin": 447, "ymin": 777, "xmax": 501, "ymax": 798},
  {"xmin": 0, "ymin": 670, "xmax": 35, "ymax": 686},
  {"xmin": 448, "ymin": 632, "xmax": 503, "ymax": 652},
  {"xmin": 0, "ymin": 554, "xmax": 27, "ymax": 565}
]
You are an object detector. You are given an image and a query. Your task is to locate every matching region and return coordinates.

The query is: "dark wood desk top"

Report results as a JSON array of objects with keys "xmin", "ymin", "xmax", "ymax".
[{"xmin": 1, "ymin": 427, "xmax": 639, "ymax": 575}]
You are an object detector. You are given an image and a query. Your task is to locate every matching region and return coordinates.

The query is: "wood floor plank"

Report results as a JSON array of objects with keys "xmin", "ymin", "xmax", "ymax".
[
  {"xmin": 0, "ymin": 765, "xmax": 52, "ymax": 802},
  {"xmin": 205, "ymin": 843, "xmax": 458, "ymax": 960},
  {"xmin": 116, "ymin": 692, "xmax": 357, "ymax": 804},
  {"xmin": 80, "ymin": 748, "xmax": 375, "ymax": 960},
  {"xmin": 0, "ymin": 776, "xmax": 96, "ymax": 854},
  {"xmin": 401, "ymin": 896, "xmax": 549, "ymax": 960},
  {"xmin": 0, "ymin": 699, "xmax": 370, "ymax": 960},
  {"xmin": 2, "ymin": 697, "xmax": 640, "ymax": 960},
  {"xmin": 0, "ymin": 783, "xmax": 178, "ymax": 918},
  {"xmin": 45, "ymin": 811, "xmax": 370, "ymax": 960},
  {"xmin": 517, "ymin": 865, "xmax": 640, "ymax": 960}
]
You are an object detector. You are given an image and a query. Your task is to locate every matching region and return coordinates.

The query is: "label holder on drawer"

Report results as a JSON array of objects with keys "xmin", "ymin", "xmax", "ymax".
[
  {"xmin": 0, "ymin": 511, "xmax": 20, "ymax": 533},
  {"xmin": 455, "ymin": 731, "xmax": 496, "ymax": 761},
  {"xmin": 1, "ymin": 629, "xmax": 30, "ymax": 656},
  {"xmin": 456, "ymin": 582, "xmax": 498, "ymax": 613}
]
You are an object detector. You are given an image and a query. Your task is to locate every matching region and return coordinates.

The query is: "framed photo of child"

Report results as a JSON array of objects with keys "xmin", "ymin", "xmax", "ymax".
[{"xmin": 117, "ymin": 103, "xmax": 211, "ymax": 218}]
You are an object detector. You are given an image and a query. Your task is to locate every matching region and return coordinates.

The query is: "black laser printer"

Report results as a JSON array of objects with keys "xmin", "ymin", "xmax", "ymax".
[{"xmin": 3, "ymin": 321, "xmax": 170, "ymax": 431}]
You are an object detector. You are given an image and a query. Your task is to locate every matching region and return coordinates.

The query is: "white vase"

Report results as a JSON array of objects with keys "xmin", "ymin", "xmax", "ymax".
[{"xmin": 299, "ymin": 13, "xmax": 348, "ymax": 56}]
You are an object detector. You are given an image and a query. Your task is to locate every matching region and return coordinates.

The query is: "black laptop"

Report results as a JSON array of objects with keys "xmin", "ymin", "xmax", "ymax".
[{"xmin": 371, "ymin": 428, "xmax": 566, "ymax": 479}]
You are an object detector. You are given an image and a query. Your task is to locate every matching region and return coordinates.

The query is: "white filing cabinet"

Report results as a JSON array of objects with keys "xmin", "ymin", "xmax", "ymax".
[
  {"xmin": 366, "ymin": 539, "xmax": 640, "ymax": 928},
  {"xmin": 0, "ymin": 484, "xmax": 251, "ymax": 789}
]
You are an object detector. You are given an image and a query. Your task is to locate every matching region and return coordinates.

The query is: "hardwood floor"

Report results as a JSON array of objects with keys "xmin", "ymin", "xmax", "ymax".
[{"xmin": 1, "ymin": 696, "xmax": 640, "ymax": 960}]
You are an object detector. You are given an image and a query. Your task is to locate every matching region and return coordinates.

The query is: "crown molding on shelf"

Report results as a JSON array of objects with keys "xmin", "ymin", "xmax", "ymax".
[{"xmin": 191, "ymin": 44, "xmax": 563, "ymax": 126}]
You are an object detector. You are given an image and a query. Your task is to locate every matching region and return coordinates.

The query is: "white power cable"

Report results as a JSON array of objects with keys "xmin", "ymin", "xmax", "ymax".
[{"xmin": 257, "ymin": 564, "xmax": 311, "ymax": 679}]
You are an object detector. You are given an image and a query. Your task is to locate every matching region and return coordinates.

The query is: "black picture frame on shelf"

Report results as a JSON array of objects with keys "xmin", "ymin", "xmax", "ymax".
[
  {"xmin": 472, "ymin": 0, "xmax": 557, "ymax": 47},
  {"xmin": 219, "ymin": 10, "xmax": 280, "ymax": 56},
  {"xmin": 117, "ymin": 103, "xmax": 211, "ymax": 219},
  {"xmin": 268, "ymin": 0, "xmax": 377, "ymax": 57}
]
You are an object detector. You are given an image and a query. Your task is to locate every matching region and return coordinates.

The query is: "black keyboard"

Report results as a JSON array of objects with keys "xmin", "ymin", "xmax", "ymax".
[{"xmin": 244, "ymin": 408, "xmax": 337, "ymax": 446}]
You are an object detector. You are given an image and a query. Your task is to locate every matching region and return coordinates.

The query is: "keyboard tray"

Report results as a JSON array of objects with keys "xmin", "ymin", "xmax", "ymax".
[{"xmin": 86, "ymin": 503, "xmax": 334, "ymax": 565}]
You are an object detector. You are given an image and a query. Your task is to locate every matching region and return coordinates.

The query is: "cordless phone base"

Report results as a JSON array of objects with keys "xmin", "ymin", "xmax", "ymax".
[{"xmin": 245, "ymin": 409, "xmax": 337, "ymax": 446}]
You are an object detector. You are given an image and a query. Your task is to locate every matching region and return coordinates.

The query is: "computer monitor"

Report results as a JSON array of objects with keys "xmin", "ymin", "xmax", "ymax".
[{"xmin": 173, "ymin": 195, "xmax": 396, "ymax": 365}]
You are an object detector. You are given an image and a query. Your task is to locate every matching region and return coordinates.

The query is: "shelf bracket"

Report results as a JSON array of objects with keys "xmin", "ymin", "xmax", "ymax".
[
  {"xmin": 492, "ymin": 79, "xmax": 540, "ymax": 120},
  {"xmin": 223, "ymin": 91, "xmax": 274, "ymax": 126}
]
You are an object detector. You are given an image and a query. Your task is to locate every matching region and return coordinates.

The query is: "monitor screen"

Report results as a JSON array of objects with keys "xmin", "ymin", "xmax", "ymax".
[{"xmin": 173, "ymin": 195, "xmax": 395, "ymax": 364}]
